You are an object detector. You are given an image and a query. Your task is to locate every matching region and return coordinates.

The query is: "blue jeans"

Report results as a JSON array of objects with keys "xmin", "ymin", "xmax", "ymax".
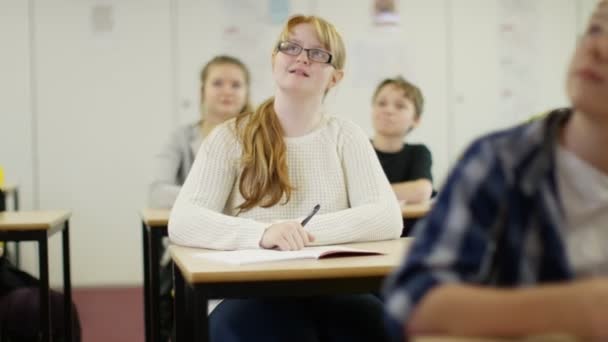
[{"xmin": 209, "ymin": 294, "xmax": 388, "ymax": 342}]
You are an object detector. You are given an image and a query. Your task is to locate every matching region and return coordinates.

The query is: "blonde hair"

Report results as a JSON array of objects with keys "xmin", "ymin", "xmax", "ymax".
[
  {"xmin": 200, "ymin": 55, "xmax": 253, "ymax": 115},
  {"xmin": 235, "ymin": 15, "xmax": 346, "ymax": 212},
  {"xmin": 372, "ymin": 76, "xmax": 424, "ymax": 118}
]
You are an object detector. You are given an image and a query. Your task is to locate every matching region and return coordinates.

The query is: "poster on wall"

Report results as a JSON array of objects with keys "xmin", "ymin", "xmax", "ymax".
[
  {"xmin": 88, "ymin": 2, "xmax": 118, "ymax": 48},
  {"xmin": 497, "ymin": 0, "xmax": 541, "ymax": 125},
  {"xmin": 269, "ymin": 0, "xmax": 290, "ymax": 25},
  {"xmin": 373, "ymin": 0, "xmax": 399, "ymax": 26}
]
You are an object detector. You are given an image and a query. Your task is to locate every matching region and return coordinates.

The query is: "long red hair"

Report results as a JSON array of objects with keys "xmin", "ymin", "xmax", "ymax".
[{"xmin": 235, "ymin": 15, "xmax": 346, "ymax": 211}]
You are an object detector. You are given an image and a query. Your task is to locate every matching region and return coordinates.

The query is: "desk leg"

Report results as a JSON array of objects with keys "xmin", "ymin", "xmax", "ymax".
[
  {"xmin": 38, "ymin": 236, "xmax": 51, "ymax": 342},
  {"xmin": 149, "ymin": 228, "xmax": 162, "ymax": 342},
  {"xmin": 13, "ymin": 189, "xmax": 20, "ymax": 267},
  {"xmin": 62, "ymin": 221, "xmax": 73, "ymax": 342},
  {"xmin": 13, "ymin": 188, "xmax": 19, "ymax": 210},
  {"xmin": 14, "ymin": 242, "xmax": 20, "ymax": 268},
  {"xmin": 173, "ymin": 265, "xmax": 193, "ymax": 342},
  {"xmin": 191, "ymin": 286, "xmax": 209, "ymax": 342},
  {"xmin": 142, "ymin": 223, "xmax": 151, "ymax": 342}
]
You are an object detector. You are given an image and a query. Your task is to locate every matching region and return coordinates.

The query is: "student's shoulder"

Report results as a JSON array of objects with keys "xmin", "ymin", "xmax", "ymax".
[
  {"xmin": 201, "ymin": 119, "xmax": 240, "ymax": 155},
  {"xmin": 208, "ymin": 118, "xmax": 239, "ymax": 141},
  {"xmin": 474, "ymin": 107, "xmax": 568, "ymax": 151},
  {"xmin": 460, "ymin": 122, "xmax": 536, "ymax": 166},
  {"xmin": 169, "ymin": 121, "xmax": 199, "ymax": 140},
  {"xmin": 403, "ymin": 143, "xmax": 431, "ymax": 156},
  {"xmin": 459, "ymin": 108, "xmax": 569, "ymax": 174},
  {"xmin": 326, "ymin": 116, "xmax": 368, "ymax": 142}
]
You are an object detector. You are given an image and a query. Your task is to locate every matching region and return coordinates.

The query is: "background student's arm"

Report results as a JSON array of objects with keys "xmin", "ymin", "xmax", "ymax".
[
  {"xmin": 148, "ymin": 128, "xmax": 185, "ymax": 208},
  {"xmin": 304, "ymin": 120, "xmax": 403, "ymax": 245},
  {"xmin": 168, "ymin": 124, "xmax": 268, "ymax": 250},
  {"xmin": 392, "ymin": 145, "xmax": 433, "ymax": 203},
  {"xmin": 409, "ymin": 279, "xmax": 608, "ymax": 339},
  {"xmin": 392, "ymin": 180, "xmax": 433, "ymax": 204}
]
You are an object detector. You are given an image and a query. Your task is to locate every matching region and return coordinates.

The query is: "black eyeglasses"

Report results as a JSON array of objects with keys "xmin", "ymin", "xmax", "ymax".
[{"xmin": 277, "ymin": 41, "xmax": 333, "ymax": 64}]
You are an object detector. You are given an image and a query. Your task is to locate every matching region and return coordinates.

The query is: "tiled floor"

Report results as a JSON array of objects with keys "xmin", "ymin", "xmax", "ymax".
[{"xmin": 72, "ymin": 287, "xmax": 144, "ymax": 342}]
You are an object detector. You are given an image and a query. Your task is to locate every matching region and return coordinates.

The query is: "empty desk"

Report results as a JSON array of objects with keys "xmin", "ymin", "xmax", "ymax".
[
  {"xmin": 0, "ymin": 210, "xmax": 73, "ymax": 342},
  {"xmin": 140, "ymin": 208, "xmax": 170, "ymax": 342}
]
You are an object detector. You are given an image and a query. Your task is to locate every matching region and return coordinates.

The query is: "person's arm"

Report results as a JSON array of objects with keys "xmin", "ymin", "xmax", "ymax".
[
  {"xmin": 168, "ymin": 123, "xmax": 269, "ymax": 250},
  {"xmin": 303, "ymin": 120, "xmax": 403, "ymax": 245},
  {"xmin": 392, "ymin": 179, "xmax": 433, "ymax": 204},
  {"xmin": 392, "ymin": 145, "xmax": 433, "ymax": 203},
  {"xmin": 409, "ymin": 279, "xmax": 608, "ymax": 339},
  {"xmin": 148, "ymin": 127, "xmax": 186, "ymax": 208}
]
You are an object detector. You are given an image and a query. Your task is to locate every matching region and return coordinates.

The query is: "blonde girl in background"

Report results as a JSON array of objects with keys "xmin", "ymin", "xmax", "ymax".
[{"xmin": 149, "ymin": 55, "xmax": 252, "ymax": 208}]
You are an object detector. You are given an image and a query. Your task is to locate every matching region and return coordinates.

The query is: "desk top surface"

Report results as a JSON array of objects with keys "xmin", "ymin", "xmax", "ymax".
[
  {"xmin": 0, "ymin": 210, "xmax": 71, "ymax": 230},
  {"xmin": 170, "ymin": 238, "xmax": 412, "ymax": 284},
  {"xmin": 140, "ymin": 208, "xmax": 170, "ymax": 227},
  {"xmin": 401, "ymin": 201, "xmax": 432, "ymax": 219}
]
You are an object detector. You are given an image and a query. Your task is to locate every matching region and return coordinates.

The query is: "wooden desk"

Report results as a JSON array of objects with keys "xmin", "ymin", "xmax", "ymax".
[
  {"xmin": 0, "ymin": 184, "xmax": 21, "ymax": 266},
  {"xmin": 0, "ymin": 210, "xmax": 73, "ymax": 342},
  {"xmin": 140, "ymin": 208, "xmax": 170, "ymax": 342},
  {"xmin": 170, "ymin": 238, "xmax": 413, "ymax": 342}
]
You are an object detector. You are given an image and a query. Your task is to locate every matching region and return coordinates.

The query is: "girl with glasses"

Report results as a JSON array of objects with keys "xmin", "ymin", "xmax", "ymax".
[{"xmin": 169, "ymin": 14, "xmax": 402, "ymax": 342}]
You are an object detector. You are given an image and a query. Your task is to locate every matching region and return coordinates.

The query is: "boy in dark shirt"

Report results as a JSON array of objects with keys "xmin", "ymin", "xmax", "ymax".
[{"xmin": 371, "ymin": 76, "xmax": 433, "ymax": 205}]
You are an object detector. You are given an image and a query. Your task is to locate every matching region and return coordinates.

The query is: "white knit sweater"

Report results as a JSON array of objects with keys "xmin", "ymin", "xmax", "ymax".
[{"xmin": 168, "ymin": 115, "xmax": 402, "ymax": 250}]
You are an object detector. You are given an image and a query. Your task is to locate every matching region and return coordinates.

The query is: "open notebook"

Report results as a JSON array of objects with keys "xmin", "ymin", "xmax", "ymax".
[{"xmin": 195, "ymin": 246, "xmax": 383, "ymax": 265}]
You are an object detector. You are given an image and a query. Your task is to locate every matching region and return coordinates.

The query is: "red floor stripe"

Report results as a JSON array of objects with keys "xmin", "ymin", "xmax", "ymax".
[{"xmin": 72, "ymin": 287, "xmax": 144, "ymax": 342}]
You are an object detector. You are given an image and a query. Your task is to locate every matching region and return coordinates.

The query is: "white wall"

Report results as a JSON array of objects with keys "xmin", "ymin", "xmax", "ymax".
[
  {"xmin": 0, "ymin": 0, "xmax": 598, "ymax": 286},
  {"xmin": 2, "ymin": 0, "xmax": 174, "ymax": 286},
  {"xmin": 0, "ymin": 1, "xmax": 38, "ymax": 276}
]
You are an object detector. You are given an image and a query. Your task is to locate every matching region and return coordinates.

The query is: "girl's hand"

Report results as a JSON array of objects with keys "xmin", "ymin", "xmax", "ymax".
[{"xmin": 259, "ymin": 222, "xmax": 315, "ymax": 250}]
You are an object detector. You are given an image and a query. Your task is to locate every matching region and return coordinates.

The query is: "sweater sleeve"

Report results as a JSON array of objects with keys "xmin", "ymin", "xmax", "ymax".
[
  {"xmin": 305, "ymin": 120, "xmax": 403, "ymax": 245},
  {"xmin": 168, "ymin": 123, "xmax": 268, "ymax": 250}
]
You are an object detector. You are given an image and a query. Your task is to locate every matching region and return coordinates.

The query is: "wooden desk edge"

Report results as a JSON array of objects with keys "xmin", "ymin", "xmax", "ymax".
[
  {"xmin": 0, "ymin": 210, "xmax": 71, "ymax": 230},
  {"xmin": 171, "ymin": 238, "xmax": 412, "ymax": 284},
  {"xmin": 140, "ymin": 208, "xmax": 170, "ymax": 227}
]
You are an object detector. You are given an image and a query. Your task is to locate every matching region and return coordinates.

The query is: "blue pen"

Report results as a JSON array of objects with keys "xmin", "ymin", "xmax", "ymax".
[{"xmin": 301, "ymin": 204, "xmax": 320, "ymax": 226}]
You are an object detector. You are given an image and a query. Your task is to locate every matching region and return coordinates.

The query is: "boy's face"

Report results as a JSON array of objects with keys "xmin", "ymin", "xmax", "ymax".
[
  {"xmin": 372, "ymin": 84, "xmax": 419, "ymax": 138},
  {"xmin": 566, "ymin": 0, "xmax": 608, "ymax": 121}
]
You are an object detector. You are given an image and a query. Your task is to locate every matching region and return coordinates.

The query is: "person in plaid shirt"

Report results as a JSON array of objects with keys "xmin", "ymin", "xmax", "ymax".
[{"xmin": 384, "ymin": 1, "xmax": 608, "ymax": 340}]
